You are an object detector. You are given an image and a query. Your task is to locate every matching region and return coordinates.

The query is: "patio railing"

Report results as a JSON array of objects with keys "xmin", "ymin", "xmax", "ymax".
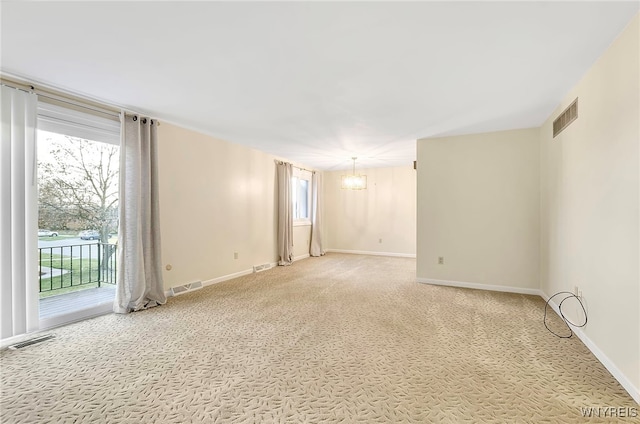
[{"xmin": 39, "ymin": 243, "xmax": 117, "ymax": 293}]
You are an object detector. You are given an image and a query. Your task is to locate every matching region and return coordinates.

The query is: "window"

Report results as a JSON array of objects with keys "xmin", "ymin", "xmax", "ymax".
[{"xmin": 292, "ymin": 168, "xmax": 311, "ymax": 225}]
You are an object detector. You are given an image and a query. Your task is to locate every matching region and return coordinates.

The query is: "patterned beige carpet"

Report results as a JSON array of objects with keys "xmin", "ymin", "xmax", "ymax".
[{"xmin": 1, "ymin": 254, "xmax": 636, "ymax": 423}]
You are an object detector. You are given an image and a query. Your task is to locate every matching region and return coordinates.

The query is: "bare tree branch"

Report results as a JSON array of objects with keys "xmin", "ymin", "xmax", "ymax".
[{"xmin": 38, "ymin": 136, "xmax": 119, "ymax": 238}]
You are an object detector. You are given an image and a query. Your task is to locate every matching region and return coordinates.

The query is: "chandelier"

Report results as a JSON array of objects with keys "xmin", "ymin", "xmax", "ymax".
[{"xmin": 341, "ymin": 157, "xmax": 367, "ymax": 190}]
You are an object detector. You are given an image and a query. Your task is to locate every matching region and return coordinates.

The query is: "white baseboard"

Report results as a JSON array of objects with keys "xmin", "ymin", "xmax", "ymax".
[
  {"xmin": 540, "ymin": 291, "xmax": 640, "ymax": 405},
  {"xmin": 326, "ymin": 249, "xmax": 416, "ymax": 259},
  {"xmin": 165, "ymin": 261, "xmax": 283, "ymax": 297},
  {"xmin": 417, "ymin": 277, "xmax": 542, "ymax": 296},
  {"xmin": 165, "ymin": 269, "xmax": 252, "ymax": 297},
  {"xmin": 203, "ymin": 268, "xmax": 254, "ymax": 287},
  {"xmin": 294, "ymin": 253, "xmax": 310, "ymax": 262}
]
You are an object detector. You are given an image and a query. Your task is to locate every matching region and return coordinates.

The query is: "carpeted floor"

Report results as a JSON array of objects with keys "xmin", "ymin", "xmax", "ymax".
[{"xmin": 0, "ymin": 253, "xmax": 636, "ymax": 423}]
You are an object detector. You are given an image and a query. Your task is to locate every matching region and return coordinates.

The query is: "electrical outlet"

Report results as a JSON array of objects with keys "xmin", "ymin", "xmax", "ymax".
[
  {"xmin": 379, "ymin": 238, "xmax": 382, "ymax": 243},
  {"xmin": 234, "ymin": 252, "xmax": 238, "ymax": 260},
  {"xmin": 438, "ymin": 257, "xmax": 444, "ymax": 265}
]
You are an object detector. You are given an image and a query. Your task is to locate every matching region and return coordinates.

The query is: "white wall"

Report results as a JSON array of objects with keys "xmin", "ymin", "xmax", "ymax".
[
  {"xmin": 324, "ymin": 165, "xmax": 416, "ymax": 256},
  {"xmin": 416, "ymin": 128, "xmax": 541, "ymax": 292},
  {"xmin": 540, "ymin": 13, "xmax": 639, "ymax": 400},
  {"xmin": 157, "ymin": 123, "xmax": 311, "ymax": 289}
]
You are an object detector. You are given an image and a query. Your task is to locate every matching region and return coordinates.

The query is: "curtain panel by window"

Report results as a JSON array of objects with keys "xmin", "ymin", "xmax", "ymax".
[
  {"xmin": 0, "ymin": 85, "xmax": 39, "ymax": 339},
  {"xmin": 114, "ymin": 114, "xmax": 166, "ymax": 313},
  {"xmin": 277, "ymin": 161, "xmax": 293, "ymax": 266},
  {"xmin": 310, "ymin": 171, "xmax": 325, "ymax": 257}
]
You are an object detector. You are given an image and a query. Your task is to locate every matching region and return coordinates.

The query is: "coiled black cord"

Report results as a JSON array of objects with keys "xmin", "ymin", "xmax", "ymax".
[{"xmin": 544, "ymin": 291, "xmax": 588, "ymax": 338}]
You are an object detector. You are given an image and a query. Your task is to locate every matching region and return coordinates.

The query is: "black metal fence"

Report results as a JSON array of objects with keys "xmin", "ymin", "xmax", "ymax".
[{"xmin": 38, "ymin": 243, "xmax": 117, "ymax": 293}]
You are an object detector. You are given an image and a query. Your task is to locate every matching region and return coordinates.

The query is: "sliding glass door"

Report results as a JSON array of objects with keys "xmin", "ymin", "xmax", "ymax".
[{"xmin": 36, "ymin": 101, "xmax": 120, "ymax": 328}]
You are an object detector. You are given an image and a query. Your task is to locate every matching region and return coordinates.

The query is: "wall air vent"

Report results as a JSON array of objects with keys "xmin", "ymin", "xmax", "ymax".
[
  {"xmin": 170, "ymin": 281, "xmax": 203, "ymax": 296},
  {"xmin": 8, "ymin": 334, "xmax": 55, "ymax": 350},
  {"xmin": 553, "ymin": 98, "xmax": 578, "ymax": 138},
  {"xmin": 253, "ymin": 263, "xmax": 272, "ymax": 273}
]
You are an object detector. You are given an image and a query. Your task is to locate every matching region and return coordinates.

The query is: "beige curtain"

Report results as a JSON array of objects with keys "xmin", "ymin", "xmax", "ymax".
[
  {"xmin": 310, "ymin": 171, "xmax": 325, "ymax": 257},
  {"xmin": 0, "ymin": 85, "xmax": 39, "ymax": 339},
  {"xmin": 277, "ymin": 161, "xmax": 293, "ymax": 265},
  {"xmin": 114, "ymin": 114, "xmax": 166, "ymax": 313}
]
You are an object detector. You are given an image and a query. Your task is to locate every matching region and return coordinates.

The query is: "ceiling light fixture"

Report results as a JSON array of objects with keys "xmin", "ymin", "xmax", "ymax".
[{"xmin": 341, "ymin": 157, "xmax": 367, "ymax": 190}]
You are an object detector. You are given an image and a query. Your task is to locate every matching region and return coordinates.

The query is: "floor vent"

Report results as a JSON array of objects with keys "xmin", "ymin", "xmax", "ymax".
[
  {"xmin": 553, "ymin": 98, "xmax": 578, "ymax": 138},
  {"xmin": 170, "ymin": 281, "xmax": 203, "ymax": 296},
  {"xmin": 9, "ymin": 334, "xmax": 55, "ymax": 350},
  {"xmin": 253, "ymin": 263, "xmax": 272, "ymax": 273}
]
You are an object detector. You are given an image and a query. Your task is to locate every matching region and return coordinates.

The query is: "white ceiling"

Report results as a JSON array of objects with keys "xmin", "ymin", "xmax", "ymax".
[{"xmin": 1, "ymin": 1, "xmax": 638, "ymax": 170}]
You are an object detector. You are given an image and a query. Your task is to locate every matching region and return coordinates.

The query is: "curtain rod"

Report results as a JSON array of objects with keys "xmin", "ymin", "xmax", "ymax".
[
  {"xmin": 294, "ymin": 165, "xmax": 315, "ymax": 173},
  {"xmin": 275, "ymin": 160, "xmax": 315, "ymax": 173},
  {"xmin": 1, "ymin": 76, "xmax": 121, "ymax": 119}
]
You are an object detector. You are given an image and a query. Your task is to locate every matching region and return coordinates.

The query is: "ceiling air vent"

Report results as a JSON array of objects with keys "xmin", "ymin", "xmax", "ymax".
[{"xmin": 553, "ymin": 98, "xmax": 578, "ymax": 138}]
